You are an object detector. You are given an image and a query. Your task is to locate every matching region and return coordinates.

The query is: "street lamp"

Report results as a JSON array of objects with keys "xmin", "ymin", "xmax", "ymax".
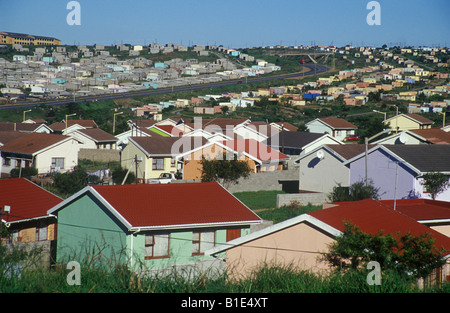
[
  {"xmin": 438, "ymin": 111, "xmax": 446, "ymax": 128},
  {"xmin": 364, "ymin": 128, "xmax": 391, "ymax": 186},
  {"xmin": 113, "ymin": 111, "xmax": 123, "ymax": 135},
  {"xmin": 65, "ymin": 113, "xmax": 76, "ymax": 134},
  {"xmin": 23, "ymin": 109, "xmax": 32, "ymax": 122},
  {"xmin": 372, "ymin": 109, "xmax": 386, "ymax": 121}
]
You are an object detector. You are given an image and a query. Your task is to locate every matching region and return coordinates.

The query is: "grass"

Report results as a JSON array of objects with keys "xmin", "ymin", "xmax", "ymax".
[{"xmin": 233, "ymin": 190, "xmax": 285, "ymax": 211}]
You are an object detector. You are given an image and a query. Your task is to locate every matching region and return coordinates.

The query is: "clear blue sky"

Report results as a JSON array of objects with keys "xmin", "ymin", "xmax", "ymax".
[{"xmin": 1, "ymin": 0, "xmax": 449, "ymax": 48}]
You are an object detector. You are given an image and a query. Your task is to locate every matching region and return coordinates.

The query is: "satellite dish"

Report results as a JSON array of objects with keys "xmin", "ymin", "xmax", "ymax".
[
  {"xmin": 317, "ymin": 150, "xmax": 324, "ymax": 160},
  {"xmin": 399, "ymin": 132, "xmax": 408, "ymax": 144}
]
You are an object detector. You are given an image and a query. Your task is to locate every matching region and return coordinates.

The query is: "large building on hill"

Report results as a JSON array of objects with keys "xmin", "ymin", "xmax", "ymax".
[{"xmin": 0, "ymin": 31, "xmax": 61, "ymax": 46}]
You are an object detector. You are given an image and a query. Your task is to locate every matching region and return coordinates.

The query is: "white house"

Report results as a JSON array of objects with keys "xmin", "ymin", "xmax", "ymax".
[
  {"xmin": 305, "ymin": 118, "xmax": 358, "ymax": 142},
  {"xmin": 0, "ymin": 133, "xmax": 80, "ymax": 176}
]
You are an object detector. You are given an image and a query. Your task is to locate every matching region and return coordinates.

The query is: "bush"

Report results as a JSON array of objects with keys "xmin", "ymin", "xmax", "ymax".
[{"xmin": 9, "ymin": 167, "xmax": 38, "ymax": 179}]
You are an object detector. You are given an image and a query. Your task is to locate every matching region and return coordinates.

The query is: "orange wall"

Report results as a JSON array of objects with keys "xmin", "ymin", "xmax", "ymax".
[{"xmin": 183, "ymin": 144, "xmax": 256, "ymax": 180}]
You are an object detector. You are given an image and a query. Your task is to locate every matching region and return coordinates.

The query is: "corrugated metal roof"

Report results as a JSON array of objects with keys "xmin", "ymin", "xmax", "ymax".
[
  {"xmin": 91, "ymin": 182, "xmax": 261, "ymax": 228},
  {"xmin": 0, "ymin": 178, "xmax": 62, "ymax": 223}
]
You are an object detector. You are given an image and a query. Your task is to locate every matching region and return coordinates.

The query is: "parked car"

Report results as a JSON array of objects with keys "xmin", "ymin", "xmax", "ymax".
[{"xmin": 148, "ymin": 172, "xmax": 182, "ymax": 184}]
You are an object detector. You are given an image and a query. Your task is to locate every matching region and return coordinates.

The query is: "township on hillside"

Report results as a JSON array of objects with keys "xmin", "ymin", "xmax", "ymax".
[{"xmin": 1, "ymin": 38, "xmax": 450, "ymax": 287}]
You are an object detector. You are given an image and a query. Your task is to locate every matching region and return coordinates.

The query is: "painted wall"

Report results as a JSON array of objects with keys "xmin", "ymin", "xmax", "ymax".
[
  {"xmin": 299, "ymin": 148, "xmax": 349, "ymax": 193},
  {"xmin": 35, "ymin": 139, "xmax": 80, "ymax": 174},
  {"xmin": 349, "ymin": 149, "xmax": 416, "ymax": 200},
  {"xmin": 55, "ymin": 194, "xmax": 128, "ymax": 265},
  {"xmin": 224, "ymin": 221, "xmax": 334, "ymax": 281}
]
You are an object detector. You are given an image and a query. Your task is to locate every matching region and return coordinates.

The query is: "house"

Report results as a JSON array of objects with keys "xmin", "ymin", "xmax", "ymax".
[
  {"xmin": 374, "ymin": 128, "xmax": 450, "ymax": 145},
  {"xmin": 0, "ymin": 178, "xmax": 62, "ymax": 244},
  {"xmin": 295, "ymin": 144, "xmax": 375, "ymax": 194},
  {"xmin": 384, "ymin": 113, "xmax": 433, "ymax": 132},
  {"xmin": 344, "ymin": 144, "xmax": 450, "ymax": 201},
  {"xmin": 176, "ymin": 139, "xmax": 289, "ymax": 180},
  {"xmin": 0, "ymin": 133, "xmax": 80, "ymax": 176},
  {"xmin": 120, "ymin": 136, "xmax": 208, "ymax": 181},
  {"xmin": 206, "ymin": 198, "xmax": 450, "ymax": 283},
  {"xmin": 47, "ymin": 182, "xmax": 262, "ymax": 271},
  {"xmin": 0, "ymin": 122, "xmax": 52, "ymax": 134},
  {"xmin": 115, "ymin": 127, "xmax": 153, "ymax": 149},
  {"xmin": 264, "ymin": 131, "xmax": 342, "ymax": 156},
  {"xmin": 69, "ymin": 128, "xmax": 118, "ymax": 150},
  {"xmin": 48, "ymin": 119, "xmax": 98, "ymax": 135},
  {"xmin": 305, "ymin": 118, "xmax": 358, "ymax": 141}
]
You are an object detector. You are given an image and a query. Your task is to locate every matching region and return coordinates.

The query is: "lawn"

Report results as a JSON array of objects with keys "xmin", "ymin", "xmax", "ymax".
[{"xmin": 233, "ymin": 190, "xmax": 285, "ymax": 211}]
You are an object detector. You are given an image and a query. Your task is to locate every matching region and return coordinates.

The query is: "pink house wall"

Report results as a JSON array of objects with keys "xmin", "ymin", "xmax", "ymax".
[{"xmin": 224, "ymin": 222, "xmax": 335, "ymax": 280}]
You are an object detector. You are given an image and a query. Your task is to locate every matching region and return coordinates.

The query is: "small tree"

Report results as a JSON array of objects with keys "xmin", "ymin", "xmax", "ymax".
[
  {"xmin": 323, "ymin": 222, "xmax": 447, "ymax": 280},
  {"xmin": 328, "ymin": 180, "xmax": 381, "ymax": 202},
  {"xmin": 421, "ymin": 172, "xmax": 450, "ymax": 200},
  {"xmin": 52, "ymin": 166, "xmax": 88, "ymax": 197},
  {"xmin": 201, "ymin": 153, "xmax": 252, "ymax": 188}
]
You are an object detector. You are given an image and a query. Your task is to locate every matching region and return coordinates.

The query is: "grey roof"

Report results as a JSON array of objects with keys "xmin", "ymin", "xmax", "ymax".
[
  {"xmin": 264, "ymin": 131, "xmax": 325, "ymax": 149},
  {"xmin": 383, "ymin": 144, "xmax": 450, "ymax": 173}
]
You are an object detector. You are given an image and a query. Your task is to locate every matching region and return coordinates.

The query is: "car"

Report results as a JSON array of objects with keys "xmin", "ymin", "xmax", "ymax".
[
  {"xmin": 148, "ymin": 172, "xmax": 182, "ymax": 184},
  {"xmin": 344, "ymin": 135, "xmax": 359, "ymax": 141}
]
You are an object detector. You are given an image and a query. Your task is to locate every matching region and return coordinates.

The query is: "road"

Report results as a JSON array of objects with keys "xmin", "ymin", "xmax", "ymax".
[{"xmin": 0, "ymin": 64, "xmax": 330, "ymax": 111}]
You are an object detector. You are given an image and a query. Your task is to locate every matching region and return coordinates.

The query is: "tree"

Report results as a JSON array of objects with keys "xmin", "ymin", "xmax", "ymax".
[
  {"xmin": 328, "ymin": 180, "xmax": 381, "ymax": 202},
  {"xmin": 200, "ymin": 153, "xmax": 252, "ymax": 188},
  {"xmin": 421, "ymin": 172, "xmax": 450, "ymax": 200},
  {"xmin": 323, "ymin": 222, "xmax": 447, "ymax": 280},
  {"xmin": 111, "ymin": 166, "xmax": 135, "ymax": 185},
  {"xmin": 52, "ymin": 166, "xmax": 89, "ymax": 197}
]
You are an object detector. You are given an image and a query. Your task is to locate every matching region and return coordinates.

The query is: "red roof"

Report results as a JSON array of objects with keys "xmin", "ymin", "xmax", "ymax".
[
  {"xmin": 91, "ymin": 182, "xmax": 261, "ymax": 228},
  {"xmin": 378, "ymin": 199, "xmax": 450, "ymax": 222},
  {"xmin": 318, "ymin": 118, "xmax": 357, "ymax": 129},
  {"xmin": 221, "ymin": 139, "xmax": 289, "ymax": 162},
  {"xmin": 0, "ymin": 178, "xmax": 63, "ymax": 223},
  {"xmin": 311, "ymin": 199, "xmax": 450, "ymax": 254}
]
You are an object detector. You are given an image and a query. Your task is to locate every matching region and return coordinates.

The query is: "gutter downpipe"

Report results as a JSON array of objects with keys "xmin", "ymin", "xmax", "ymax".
[{"xmin": 130, "ymin": 228, "xmax": 141, "ymax": 270}]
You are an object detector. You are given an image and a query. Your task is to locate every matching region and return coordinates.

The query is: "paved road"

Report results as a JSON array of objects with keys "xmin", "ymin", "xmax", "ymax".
[{"xmin": 0, "ymin": 64, "xmax": 329, "ymax": 111}]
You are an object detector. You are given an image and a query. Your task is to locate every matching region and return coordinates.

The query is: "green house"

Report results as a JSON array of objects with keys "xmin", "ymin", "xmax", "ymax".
[{"xmin": 47, "ymin": 182, "xmax": 262, "ymax": 272}]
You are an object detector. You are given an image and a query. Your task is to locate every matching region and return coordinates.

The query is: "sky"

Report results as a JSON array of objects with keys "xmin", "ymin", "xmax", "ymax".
[{"xmin": 1, "ymin": 0, "xmax": 449, "ymax": 48}]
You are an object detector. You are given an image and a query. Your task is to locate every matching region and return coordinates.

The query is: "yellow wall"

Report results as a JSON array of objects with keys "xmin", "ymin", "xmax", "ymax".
[{"xmin": 385, "ymin": 115, "xmax": 431, "ymax": 131}]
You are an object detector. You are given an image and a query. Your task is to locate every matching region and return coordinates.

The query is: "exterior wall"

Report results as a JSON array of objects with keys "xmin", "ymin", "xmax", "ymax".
[
  {"xmin": 226, "ymin": 169, "xmax": 298, "ymax": 193},
  {"xmin": 430, "ymin": 225, "xmax": 450, "ymax": 238},
  {"xmin": 349, "ymin": 149, "xmax": 416, "ymax": 200},
  {"xmin": 55, "ymin": 193, "xmax": 128, "ymax": 265},
  {"xmin": 6, "ymin": 220, "xmax": 57, "ymax": 243},
  {"xmin": 35, "ymin": 139, "xmax": 80, "ymax": 174},
  {"xmin": 298, "ymin": 149, "xmax": 349, "ymax": 193},
  {"xmin": 182, "ymin": 144, "xmax": 256, "ymax": 180},
  {"xmin": 224, "ymin": 222, "xmax": 334, "ymax": 281},
  {"xmin": 120, "ymin": 141, "xmax": 149, "ymax": 180},
  {"xmin": 413, "ymin": 176, "xmax": 450, "ymax": 202},
  {"xmin": 78, "ymin": 148, "xmax": 120, "ymax": 163},
  {"xmin": 70, "ymin": 132, "xmax": 98, "ymax": 149},
  {"xmin": 129, "ymin": 227, "xmax": 251, "ymax": 271},
  {"xmin": 299, "ymin": 137, "xmax": 342, "ymax": 156},
  {"xmin": 375, "ymin": 133, "xmax": 423, "ymax": 145},
  {"xmin": 147, "ymin": 157, "xmax": 178, "ymax": 179},
  {"xmin": 385, "ymin": 116, "xmax": 428, "ymax": 132},
  {"xmin": 276, "ymin": 192, "xmax": 328, "ymax": 207},
  {"xmin": 306, "ymin": 121, "xmax": 332, "ymax": 136}
]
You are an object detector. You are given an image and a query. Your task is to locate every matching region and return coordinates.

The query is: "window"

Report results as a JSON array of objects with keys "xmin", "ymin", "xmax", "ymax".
[
  {"xmin": 51, "ymin": 157, "xmax": 64, "ymax": 169},
  {"xmin": 35, "ymin": 224, "xmax": 47, "ymax": 241},
  {"xmin": 145, "ymin": 233, "xmax": 170, "ymax": 259},
  {"xmin": 192, "ymin": 231, "xmax": 215, "ymax": 255},
  {"xmin": 2, "ymin": 157, "xmax": 11, "ymax": 166},
  {"xmin": 152, "ymin": 158, "xmax": 164, "ymax": 170},
  {"xmin": 171, "ymin": 157, "xmax": 176, "ymax": 167}
]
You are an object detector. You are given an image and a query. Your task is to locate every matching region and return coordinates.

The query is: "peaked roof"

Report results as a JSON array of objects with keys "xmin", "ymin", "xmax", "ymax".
[
  {"xmin": 152, "ymin": 124, "xmax": 184, "ymax": 136},
  {"xmin": 48, "ymin": 182, "xmax": 261, "ymax": 230},
  {"xmin": 0, "ymin": 122, "xmax": 46, "ymax": 133},
  {"xmin": 310, "ymin": 118, "xmax": 358, "ymax": 130},
  {"xmin": 0, "ymin": 131, "xmax": 29, "ymax": 146},
  {"xmin": 130, "ymin": 136, "xmax": 209, "ymax": 156},
  {"xmin": 265, "ymin": 131, "xmax": 332, "ymax": 149},
  {"xmin": 377, "ymin": 199, "xmax": 450, "ymax": 223},
  {"xmin": 344, "ymin": 144, "xmax": 450, "ymax": 174},
  {"xmin": 49, "ymin": 120, "xmax": 97, "ymax": 131},
  {"xmin": 408, "ymin": 128, "xmax": 450, "ymax": 144},
  {"xmin": 386, "ymin": 113, "xmax": 433, "ymax": 125},
  {"xmin": 75, "ymin": 128, "xmax": 118, "ymax": 142},
  {"xmin": 0, "ymin": 178, "xmax": 63, "ymax": 223},
  {"xmin": 0, "ymin": 133, "xmax": 72, "ymax": 156}
]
